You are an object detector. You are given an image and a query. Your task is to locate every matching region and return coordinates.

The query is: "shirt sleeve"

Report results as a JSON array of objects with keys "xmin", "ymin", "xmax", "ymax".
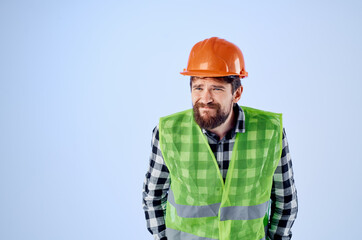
[
  {"xmin": 142, "ymin": 125, "xmax": 170, "ymax": 240},
  {"xmin": 267, "ymin": 128, "xmax": 298, "ymax": 240}
]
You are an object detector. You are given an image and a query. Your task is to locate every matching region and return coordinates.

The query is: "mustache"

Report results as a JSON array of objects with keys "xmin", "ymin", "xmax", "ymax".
[{"xmin": 194, "ymin": 102, "xmax": 220, "ymax": 109}]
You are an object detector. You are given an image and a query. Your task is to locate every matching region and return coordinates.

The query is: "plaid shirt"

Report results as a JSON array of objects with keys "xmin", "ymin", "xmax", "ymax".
[{"xmin": 143, "ymin": 104, "xmax": 298, "ymax": 240}]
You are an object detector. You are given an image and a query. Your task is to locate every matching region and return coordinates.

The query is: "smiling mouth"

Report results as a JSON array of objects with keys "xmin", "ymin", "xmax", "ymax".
[
  {"xmin": 195, "ymin": 102, "xmax": 220, "ymax": 111},
  {"xmin": 200, "ymin": 107, "xmax": 217, "ymax": 112}
]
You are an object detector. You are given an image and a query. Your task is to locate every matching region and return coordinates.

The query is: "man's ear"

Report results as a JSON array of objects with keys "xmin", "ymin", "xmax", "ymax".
[{"xmin": 233, "ymin": 86, "xmax": 243, "ymax": 103}]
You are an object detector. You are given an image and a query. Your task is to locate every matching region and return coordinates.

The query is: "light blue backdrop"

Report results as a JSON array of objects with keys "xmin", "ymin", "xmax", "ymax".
[{"xmin": 1, "ymin": 1, "xmax": 361, "ymax": 239}]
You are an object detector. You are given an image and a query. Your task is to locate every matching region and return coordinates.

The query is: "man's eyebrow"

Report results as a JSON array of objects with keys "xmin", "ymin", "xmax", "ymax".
[
  {"xmin": 192, "ymin": 84, "xmax": 204, "ymax": 88},
  {"xmin": 211, "ymin": 85, "xmax": 225, "ymax": 89}
]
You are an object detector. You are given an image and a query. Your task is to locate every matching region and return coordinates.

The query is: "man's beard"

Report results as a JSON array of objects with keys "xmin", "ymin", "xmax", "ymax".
[{"xmin": 193, "ymin": 102, "xmax": 231, "ymax": 130}]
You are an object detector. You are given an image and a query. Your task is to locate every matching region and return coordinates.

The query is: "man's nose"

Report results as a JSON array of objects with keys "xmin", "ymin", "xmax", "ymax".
[{"xmin": 200, "ymin": 90, "xmax": 213, "ymax": 104}]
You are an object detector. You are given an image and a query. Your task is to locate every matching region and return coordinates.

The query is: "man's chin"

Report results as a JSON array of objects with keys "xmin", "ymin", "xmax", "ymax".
[{"xmin": 199, "ymin": 114, "xmax": 216, "ymax": 123}]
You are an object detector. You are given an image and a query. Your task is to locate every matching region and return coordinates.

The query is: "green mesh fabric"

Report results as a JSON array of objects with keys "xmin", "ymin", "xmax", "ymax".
[{"xmin": 159, "ymin": 106, "xmax": 283, "ymax": 240}]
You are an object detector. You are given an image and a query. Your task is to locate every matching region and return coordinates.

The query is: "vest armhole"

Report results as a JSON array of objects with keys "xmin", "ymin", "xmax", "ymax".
[
  {"xmin": 278, "ymin": 113, "xmax": 283, "ymax": 161},
  {"xmin": 158, "ymin": 117, "xmax": 167, "ymax": 168}
]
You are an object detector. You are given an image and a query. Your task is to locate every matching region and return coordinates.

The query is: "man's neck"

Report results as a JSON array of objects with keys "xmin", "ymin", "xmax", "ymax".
[{"xmin": 207, "ymin": 107, "xmax": 236, "ymax": 140}]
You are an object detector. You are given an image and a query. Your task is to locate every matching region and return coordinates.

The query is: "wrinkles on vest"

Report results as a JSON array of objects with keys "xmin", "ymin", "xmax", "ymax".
[
  {"xmin": 169, "ymin": 188, "xmax": 269, "ymax": 221},
  {"xmin": 168, "ymin": 189, "xmax": 220, "ymax": 218},
  {"xmin": 166, "ymin": 228, "xmax": 218, "ymax": 240}
]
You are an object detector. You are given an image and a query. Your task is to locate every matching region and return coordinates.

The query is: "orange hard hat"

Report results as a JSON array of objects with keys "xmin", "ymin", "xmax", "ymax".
[{"xmin": 180, "ymin": 37, "xmax": 248, "ymax": 78}]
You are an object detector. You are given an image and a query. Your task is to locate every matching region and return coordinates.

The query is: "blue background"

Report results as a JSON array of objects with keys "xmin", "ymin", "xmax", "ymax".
[{"xmin": 1, "ymin": 1, "xmax": 361, "ymax": 239}]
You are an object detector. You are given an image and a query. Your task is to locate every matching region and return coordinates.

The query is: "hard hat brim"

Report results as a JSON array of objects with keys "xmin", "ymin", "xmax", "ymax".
[{"xmin": 180, "ymin": 70, "xmax": 248, "ymax": 78}]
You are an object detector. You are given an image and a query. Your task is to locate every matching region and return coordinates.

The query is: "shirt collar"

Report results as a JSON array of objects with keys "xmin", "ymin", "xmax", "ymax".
[{"xmin": 234, "ymin": 104, "xmax": 246, "ymax": 134}]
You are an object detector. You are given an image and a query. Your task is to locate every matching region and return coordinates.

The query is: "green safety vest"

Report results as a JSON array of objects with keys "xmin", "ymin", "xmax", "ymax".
[{"xmin": 159, "ymin": 106, "xmax": 283, "ymax": 240}]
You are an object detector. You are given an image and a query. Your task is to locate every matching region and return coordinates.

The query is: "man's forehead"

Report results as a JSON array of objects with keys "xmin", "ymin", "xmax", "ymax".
[{"xmin": 191, "ymin": 77, "xmax": 229, "ymax": 85}]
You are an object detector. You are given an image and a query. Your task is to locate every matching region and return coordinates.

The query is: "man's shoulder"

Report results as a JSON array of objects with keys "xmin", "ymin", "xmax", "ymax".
[
  {"xmin": 160, "ymin": 109, "xmax": 193, "ymax": 121},
  {"xmin": 240, "ymin": 105, "xmax": 283, "ymax": 130},
  {"xmin": 240, "ymin": 105, "xmax": 282, "ymax": 118},
  {"xmin": 159, "ymin": 109, "xmax": 194, "ymax": 134}
]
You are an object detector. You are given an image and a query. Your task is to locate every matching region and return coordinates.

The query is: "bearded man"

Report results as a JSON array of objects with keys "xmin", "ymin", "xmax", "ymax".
[{"xmin": 142, "ymin": 37, "xmax": 298, "ymax": 240}]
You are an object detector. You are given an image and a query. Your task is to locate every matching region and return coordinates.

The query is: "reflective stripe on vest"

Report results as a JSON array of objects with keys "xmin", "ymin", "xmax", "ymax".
[
  {"xmin": 168, "ymin": 189, "xmax": 220, "ymax": 218},
  {"xmin": 166, "ymin": 228, "xmax": 266, "ymax": 240},
  {"xmin": 220, "ymin": 201, "xmax": 269, "ymax": 221},
  {"xmin": 168, "ymin": 189, "xmax": 269, "ymax": 221}
]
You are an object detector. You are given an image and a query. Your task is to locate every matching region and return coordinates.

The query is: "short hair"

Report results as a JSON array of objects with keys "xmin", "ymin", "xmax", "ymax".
[{"xmin": 190, "ymin": 75, "xmax": 242, "ymax": 93}]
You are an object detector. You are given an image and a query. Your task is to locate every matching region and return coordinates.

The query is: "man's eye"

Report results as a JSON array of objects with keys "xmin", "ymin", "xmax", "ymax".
[{"xmin": 214, "ymin": 88, "xmax": 223, "ymax": 91}]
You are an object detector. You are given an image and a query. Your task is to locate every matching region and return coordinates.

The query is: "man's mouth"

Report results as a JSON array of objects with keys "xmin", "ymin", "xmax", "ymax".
[{"xmin": 197, "ymin": 103, "xmax": 218, "ymax": 109}]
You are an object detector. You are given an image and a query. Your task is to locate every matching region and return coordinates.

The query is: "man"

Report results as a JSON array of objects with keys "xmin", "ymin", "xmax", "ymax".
[{"xmin": 143, "ymin": 37, "xmax": 298, "ymax": 240}]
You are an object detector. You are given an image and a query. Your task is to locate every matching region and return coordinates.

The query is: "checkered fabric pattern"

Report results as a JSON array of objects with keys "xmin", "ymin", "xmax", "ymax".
[
  {"xmin": 142, "ymin": 104, "xmax": 298, "ymax": 240},
  {"xmin": 160, "ymin": 109, "xmax": 224, "ymax": 207},
  {"xmin": 222, "ymin": 107, "xmax": 282, "ymax": 207}
]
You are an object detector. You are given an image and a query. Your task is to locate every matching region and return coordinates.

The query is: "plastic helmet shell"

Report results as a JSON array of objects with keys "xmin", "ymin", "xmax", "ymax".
[{"xmin": 180, "ymin": 37, "xmax": 248, "ymax": 78}]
